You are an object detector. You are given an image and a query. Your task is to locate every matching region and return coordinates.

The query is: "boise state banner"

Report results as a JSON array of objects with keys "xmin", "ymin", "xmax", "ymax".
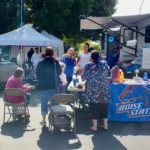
[{"xmin": 109, "ymin": 83, "xmax": 150, "ymax": 121}]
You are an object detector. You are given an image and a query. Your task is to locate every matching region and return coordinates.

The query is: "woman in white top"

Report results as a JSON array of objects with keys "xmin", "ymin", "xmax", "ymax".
[{"xmin": 77, "ymin": 43, "xmax": 91, "ymax": 75}]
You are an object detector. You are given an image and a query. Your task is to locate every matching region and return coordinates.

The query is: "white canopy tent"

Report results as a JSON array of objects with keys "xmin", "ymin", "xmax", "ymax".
[
  {"xmin": 0, "ymin": 24, "xmax": 54, "ymax": 46},
  {"xmin": 41, "ymin": 30, "xmax": 64, "ymax": 57}
]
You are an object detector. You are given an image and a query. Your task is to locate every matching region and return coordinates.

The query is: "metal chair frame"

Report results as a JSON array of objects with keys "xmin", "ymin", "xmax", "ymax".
[
  {"xmin": 48, "ymin": 94, "xmax": 76, "ymax": 135},
  {"xmin": 3, "ymin": 88, "xmax": 29, "ymax": 123}
]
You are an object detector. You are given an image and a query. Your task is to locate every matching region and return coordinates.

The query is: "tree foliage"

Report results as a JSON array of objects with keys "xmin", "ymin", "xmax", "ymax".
[
  {"xmin": 90, "ymin": 0, "xmax": 117, "ymax": 16},
  {"xmin": 0, "ymin": 0, "xmax": 17, "ymax": 34},
  {"xmin": 0, "ymin": 0, "xmax": 117, "ymax": 37}
]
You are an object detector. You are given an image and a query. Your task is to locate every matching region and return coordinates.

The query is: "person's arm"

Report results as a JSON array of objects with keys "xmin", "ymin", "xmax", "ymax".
[
  {"xmin": 63, "ymin": 55, "xmax": 70, "ymax": 65},
  {"xmin": 76, "ymin": 56, "xmax": 80, "ymax": 66},
  {"xmin": 36, "ymin": 62, "xmax": 41, "ymax": 80},
  {"xmin": 56, "ymin": 60, "xmax": 62, "ymax": 76},
  {"xmin": 113, "ymin": 49, "xmax": 120, "ymax": 57},
  {"xmin": 83, "ymin": 64, "xmax": 88, "ymax": 81},
  {"xmin": 72, "ymin": 57, "xmax": 76, "ymax": 66},
  {"xmin": 31, "ymin": 54, "xmax": 34, "ymax": 63},
  {"xmin": 22, "ymin": 83, "xmax": 35, "ymax": 92}
]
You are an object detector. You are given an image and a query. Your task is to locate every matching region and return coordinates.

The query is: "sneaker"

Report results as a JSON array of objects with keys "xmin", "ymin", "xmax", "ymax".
[{"xmin": 40, "ymin": 121, "xmax": 46, "ymax": 126}]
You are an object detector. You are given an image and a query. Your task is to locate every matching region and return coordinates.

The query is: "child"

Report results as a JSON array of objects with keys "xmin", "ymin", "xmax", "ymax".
[{"xmin": 58, "ymin": 62, "xmax": 67, "ymax": 93}]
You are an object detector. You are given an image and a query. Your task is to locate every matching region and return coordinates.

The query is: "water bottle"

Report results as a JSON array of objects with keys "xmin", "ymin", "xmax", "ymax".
[
  {"xmin": 143, "ymin": 72, "xmax": 148, "ymax": 81},
  {"xmin": 73, "ymin": 75, "xmax": 77, "ymax": 87},
  {"xmin": 76, "ymin": 74, "xmax": 79, "ymax": 83}
]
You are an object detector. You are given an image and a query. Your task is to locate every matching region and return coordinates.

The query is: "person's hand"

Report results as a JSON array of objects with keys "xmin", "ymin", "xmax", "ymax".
[
  {"xmin": 70, "ymin": 54, "xmax": 75, "ymax": 59},
  {"xmin": 28, "ymin": 85, "xmax": 35, "ymax": 90},
  {"xmin": 23, "ymin": 83, "xmax": 35, "ymax": 91},
  {"xmin": 23, "ymin": 83, "xmax": 30, "ymax": 88},
  {"xmin": 24, "ymin": 85, "xmax": 35, "ymax": 92}
]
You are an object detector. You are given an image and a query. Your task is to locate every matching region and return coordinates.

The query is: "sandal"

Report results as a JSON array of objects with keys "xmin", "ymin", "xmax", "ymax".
[{"xmin": 90, "ymin": 127, "xmax": 97, "ymax": 132}]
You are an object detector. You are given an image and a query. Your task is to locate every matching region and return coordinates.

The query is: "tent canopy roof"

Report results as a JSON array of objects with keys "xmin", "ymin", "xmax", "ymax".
[
  {"xmin": 0, "ymin": 24, "xmax": 55, "ymax": 46},
  {"xmin": 80, "ymin": 13, "xmax": 150, "ymax": 30},
  {"xmin": 41, "ymin": 30, "xmax": 64, "ymax": 57},
  {"xmin": 41, "ymin": 30, "xmax": 63, "ymax": 46}
]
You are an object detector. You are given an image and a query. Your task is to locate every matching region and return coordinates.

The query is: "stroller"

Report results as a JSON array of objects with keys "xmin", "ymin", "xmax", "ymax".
[{"xmin": 48, "ymin": 94, "xmax": 76, "ymax": 134}]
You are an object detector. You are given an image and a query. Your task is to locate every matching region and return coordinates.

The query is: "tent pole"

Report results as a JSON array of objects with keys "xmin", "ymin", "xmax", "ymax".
[{"xmin": 20, "ymin": 0, "xmax": 23, "ymax": 68}]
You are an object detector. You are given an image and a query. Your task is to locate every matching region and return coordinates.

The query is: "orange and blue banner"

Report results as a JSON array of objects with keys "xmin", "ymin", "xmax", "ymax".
[{"xmin": 109, "ymin": 83, "xmax": 150, "ymax": 121}]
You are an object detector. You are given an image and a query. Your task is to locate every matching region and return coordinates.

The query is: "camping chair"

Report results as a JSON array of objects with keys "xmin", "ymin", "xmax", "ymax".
[
  {"xmin": 48, "ymin": 94, "xmax": 76, "ymax": 135},
  {"xmin": 3, "ymin": 88, "xmax": 29, "ymax": 123}
]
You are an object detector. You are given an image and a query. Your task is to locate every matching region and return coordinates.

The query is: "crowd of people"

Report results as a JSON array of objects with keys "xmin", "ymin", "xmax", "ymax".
[{"xmin": 4, "ymin": 43, "xmax": 119, "ymax": 132}]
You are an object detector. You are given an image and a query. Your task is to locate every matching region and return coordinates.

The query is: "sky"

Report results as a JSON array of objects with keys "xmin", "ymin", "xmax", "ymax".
[{"xmin": 113, "ymin": 0, "xmax": 150, "ymax": 16}]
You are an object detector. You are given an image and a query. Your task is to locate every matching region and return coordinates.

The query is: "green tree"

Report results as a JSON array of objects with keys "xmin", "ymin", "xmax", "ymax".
[
  {"xmin": 26, "ymin": 0, "xmax": 74, "ymax": 36},
  {"xmin": 0, "ymin": 0, "xmax": 117, "ymax": 38},
  {"xmin": 25, "ymin": 0, "xmax": 117, "ymax": 36},
  {"xmin": 0, "ymin": 0, "xmax": 17, "ymax": 34},
  {"xmin": 64, "ymin": 0, "xmax": 92, "ymax": 35},
  {"xmin": 90, "ymin": 0, "xmax": 117, "ymax": 16}
]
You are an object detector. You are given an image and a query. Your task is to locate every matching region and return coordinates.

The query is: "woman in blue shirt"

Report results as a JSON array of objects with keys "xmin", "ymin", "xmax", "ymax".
[{"xmin": 62, "ymin": 47, "xmax": 76, "ymax": 85}]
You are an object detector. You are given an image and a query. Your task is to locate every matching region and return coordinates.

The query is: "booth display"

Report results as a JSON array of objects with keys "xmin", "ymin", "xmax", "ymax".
[
  {"xmin": 67, "ymin": 68, "xmax": 150, "ymax": 122},
  {"xmin": 109, "ymin": 81, "xmax": 150, "ymax": 122}
]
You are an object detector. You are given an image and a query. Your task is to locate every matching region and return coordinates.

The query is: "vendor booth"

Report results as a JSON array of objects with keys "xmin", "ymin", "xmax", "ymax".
[
  {"xmin": 0, "ymin": 24, "xmax": 64, "ymax": 65},
  {"xmin": 67, "ymin": 72, "xmax": 150, "ymax": 122}
]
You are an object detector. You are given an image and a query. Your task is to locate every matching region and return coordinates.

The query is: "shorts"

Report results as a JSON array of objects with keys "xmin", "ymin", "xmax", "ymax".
[{"xmin": 89, "ymin": 102, "xmax": 108, "ymax": 119}]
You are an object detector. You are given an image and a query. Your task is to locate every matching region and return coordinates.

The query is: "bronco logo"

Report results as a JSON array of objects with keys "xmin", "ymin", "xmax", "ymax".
[
  {"xmin": 116, "ymin": 85, "xmax": 150, "ymax": 118},
  {"xmin": 119, "ymin": 85, "xmax": 150, "ymax": 106}
]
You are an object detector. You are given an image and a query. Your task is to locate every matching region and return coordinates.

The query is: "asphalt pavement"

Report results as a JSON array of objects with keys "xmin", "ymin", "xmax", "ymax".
[{"xmin": 0, "ymin": 91, "xmax": 150, "ymax": 150}]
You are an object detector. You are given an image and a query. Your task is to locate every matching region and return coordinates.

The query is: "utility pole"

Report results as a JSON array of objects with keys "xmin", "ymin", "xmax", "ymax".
[
  {"xmin": 20, "ymin": 0, "xmax": 24, "ymax": 68},
  {"xmin": 17, "ymin": 0, "xmax": 24, "ymax": 27},
  {"xmin": 21, "ymin": 0, "xmax": 23, "ymax": 27},
  {"xmin": 139, "ymin": 0, "xmax": 145, "ymax": 14}
]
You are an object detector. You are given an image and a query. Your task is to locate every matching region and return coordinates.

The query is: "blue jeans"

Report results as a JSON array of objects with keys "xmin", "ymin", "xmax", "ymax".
[{"xmin": 39, "ymin": 90, "xmax": 56, "ymax": 115}]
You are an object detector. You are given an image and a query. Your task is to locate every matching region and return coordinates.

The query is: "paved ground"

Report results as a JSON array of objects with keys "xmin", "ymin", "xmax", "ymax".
[{"xmin": 0, "ymin": 91, "xmax": 150, "ymax": 150}]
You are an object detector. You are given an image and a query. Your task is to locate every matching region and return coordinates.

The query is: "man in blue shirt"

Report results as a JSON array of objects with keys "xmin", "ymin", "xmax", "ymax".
[{"xmin": 107, "ymin": 46, "xmax": 120, "ymax": 69}]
